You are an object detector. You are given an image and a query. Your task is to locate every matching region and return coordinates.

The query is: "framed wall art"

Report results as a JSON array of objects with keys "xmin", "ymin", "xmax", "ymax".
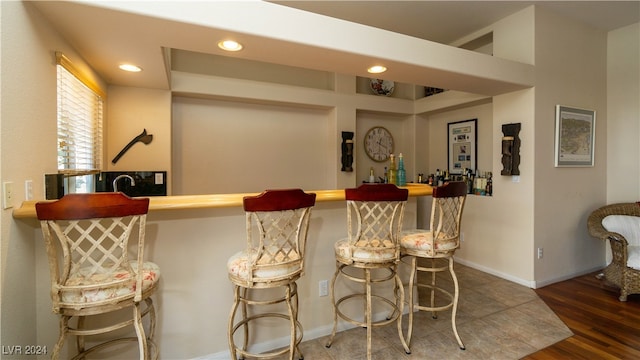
[
  {"xmin": 554, "ymin": 105, "xmax": 596, "ymax": 167},
  {"xmin": 448, "ymin": 119, "xmax": 477, "ymax": 174}
]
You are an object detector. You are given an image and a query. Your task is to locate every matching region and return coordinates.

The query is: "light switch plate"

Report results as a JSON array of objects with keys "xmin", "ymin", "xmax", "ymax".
[
  {"xmin": 25, "ymin": 180, "xmax": 33, "ymax": 201},
  {"xmin": 3, "ymin": 181, "xmax": 14, "ymax": 209}
]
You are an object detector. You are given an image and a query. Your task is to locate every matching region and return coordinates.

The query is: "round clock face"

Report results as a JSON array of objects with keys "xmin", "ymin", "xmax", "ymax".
[{"xmin": 364, "ymin": 126, "xmax": 394, "ymax": 162}]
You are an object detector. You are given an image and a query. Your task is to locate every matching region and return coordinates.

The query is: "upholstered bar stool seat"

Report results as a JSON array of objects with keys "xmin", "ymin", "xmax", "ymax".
[
  {"xmin": 228, "ymin": 249, "xmax": 301, "ymax": 283},
  {"xmin": 334, "ymin": 238, "xmax": 396, "ymax": 262},
  {"xmin": 36, "ymin": 193, "xmax": 159, "ymax": 360},
  {"xmin": 401, "ymin": 230, "xmax": 459, "ymax": 253},
  {"xmin": 59, "ymin": 262, "xmax": 160, "ymax": 306},
  {"xmin": 227, "ymin": 189, "xmax": 316, "ymax": 360}
]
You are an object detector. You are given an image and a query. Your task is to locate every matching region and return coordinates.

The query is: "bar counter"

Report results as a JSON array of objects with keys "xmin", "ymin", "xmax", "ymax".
[
  {"xmin": 12, "ymin": 184, "xmax": 432, "ymax": 219},
  {"xmin": 15, "ymin": 183, "xmax": 432, "ymax": 358}
]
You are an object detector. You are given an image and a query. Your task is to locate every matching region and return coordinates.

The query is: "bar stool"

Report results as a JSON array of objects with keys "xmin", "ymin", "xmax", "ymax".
[
  {"xmin": 325, "ymin": 184, "xmax": 411, "ymax": 359},
  {"xmin": 35, "ymin": 193, "xmax": 160, "ymax": 360},
  {"xmin": 400, "ymin": 181, "xmax": 467, "ymax": 350},
  {"xmin": 227, "ymin": 189, "xmax": 316, "ymax": 360}
]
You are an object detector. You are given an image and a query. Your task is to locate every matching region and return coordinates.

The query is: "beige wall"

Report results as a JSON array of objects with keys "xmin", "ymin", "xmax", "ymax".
[
  {"xmin": 172, "ymin": 96, "xmax": 335, "ymax": 194},
  {"xmin": 533, "ymin": 6, "xmax": 609, "ymax": 284},
  {"xmin": 421, "ymin": 96, "xmax": 539, "ymax": 284},
  {"xmin": 106, "ymin": 87, "xmax": 173, "ymax": 177},
  {"xmin": 607, "ymin": 23, "xmax": 640, "ymax": 203},
  {"xmin": 0, "ymin": 1, "xmax": 105, "ymax": 351}
]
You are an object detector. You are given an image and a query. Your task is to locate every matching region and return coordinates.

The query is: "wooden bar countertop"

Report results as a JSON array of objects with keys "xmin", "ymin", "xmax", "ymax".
[{"xmin": 12, "ymin": 184, "xmax": 433, "ymax": 219}]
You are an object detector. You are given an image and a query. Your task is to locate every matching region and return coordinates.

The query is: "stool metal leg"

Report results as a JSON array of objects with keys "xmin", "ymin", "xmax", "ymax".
[
  {"xmin": 405, "ymin": 256, "xmax": 417, "ymax": 346},
  {"xmin": 325, "ymin": 262, "xmax": 341, "ymax": 348},
  {"xmin": 365, "ymin": 268, "xmax": 372, "ymax": 360},
  {"xmin": 448, "ymin": 257, "xmax": 465, "ymax": 350},
  {"xmin": 430, "ymin": 258, "xmax": 437, "ymax": 319},
  {"xmin": 76, "ymin": 316, "xmax": 85, "ymax": 356},
  {"xmin": 285, "ymin": 283, "xmax": 304, "ymax": 360},
  {"xmin": 394, "ymin": 264, "xmax": 411, "ymax": 354},
  {"xmin": 133, "ymin": 301, "xmax": 149, "ymax": 360},
  {"xmin": 228, "ymin": 285, "xmax": 241, "ymax": 360},
  {"xmin": 146, "ymin": 298, "xmax": 156, "ymax": 341},
  {"xmin": 52, "ymin": 315, "xmax": 69, "ymax": 360}
]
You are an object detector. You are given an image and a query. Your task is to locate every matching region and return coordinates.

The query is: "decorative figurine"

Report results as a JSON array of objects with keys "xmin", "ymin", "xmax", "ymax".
[{"xmin": 341, "ymin": 131, "xmax": 354, "ymax": 172}]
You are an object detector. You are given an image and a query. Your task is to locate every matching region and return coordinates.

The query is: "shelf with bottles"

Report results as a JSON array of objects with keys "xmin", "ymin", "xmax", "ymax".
[{"xmin": 418, "ymin": 168, "xmax": 492, "ymax": 196}]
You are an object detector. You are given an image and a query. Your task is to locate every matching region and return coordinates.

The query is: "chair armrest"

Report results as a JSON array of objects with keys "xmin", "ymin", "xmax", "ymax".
[
  {"xmin": 588, "ymin": 203, "xmax": 640, "ymax": 241},
  {"xmin": 608, "ymin": 235, "xmax": 630, "ymax": 266}
]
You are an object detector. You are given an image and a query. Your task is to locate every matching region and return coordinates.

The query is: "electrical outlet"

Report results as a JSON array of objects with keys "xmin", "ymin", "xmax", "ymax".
[
  {"xmin": 319, "ymin": 280, "xmax": 328, "ymax": 297},
  {"xmin": 461, "ymin": 232, "xmax": 465, "ymax": 242},
  {"xmin": 3, "ymin": 182, "xmax": 14, "ymax": 209},
  {"xmin": 537, "ymin": 247, "xmax": 543, "ymax": 259},
  {"xmin": 25, "ymin": 180, "xmax": 33, "ymax": 201}
]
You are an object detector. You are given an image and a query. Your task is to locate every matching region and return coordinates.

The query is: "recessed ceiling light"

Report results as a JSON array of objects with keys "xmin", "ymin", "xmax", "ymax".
[
  {"xmin": 119, "ymin": 64, "xmax": 142, "ymax": 72},
  {"xmin": 218, "ymin": 40, "xmax": 243, "ymax": 52},
  {"xmin": 367, "ymin": 65, "xmax": 387, "ymax": 74}
]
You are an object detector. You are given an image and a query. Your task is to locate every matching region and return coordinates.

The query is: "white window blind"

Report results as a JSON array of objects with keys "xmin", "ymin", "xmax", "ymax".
[{"xmin": 56, "ymin": 52, "xmax": 104, "ymax": 176}]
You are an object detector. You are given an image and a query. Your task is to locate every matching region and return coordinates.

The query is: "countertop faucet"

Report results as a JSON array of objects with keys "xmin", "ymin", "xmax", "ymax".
[{"xmin": 113, "ymin": 174, "xmax": 135, "ymax": 192}]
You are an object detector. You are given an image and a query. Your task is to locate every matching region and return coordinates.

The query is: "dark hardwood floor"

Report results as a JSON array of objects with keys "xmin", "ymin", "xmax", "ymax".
[{"xmin": 522, "ymin": 271, "xmax": 640, "ymax": 360}]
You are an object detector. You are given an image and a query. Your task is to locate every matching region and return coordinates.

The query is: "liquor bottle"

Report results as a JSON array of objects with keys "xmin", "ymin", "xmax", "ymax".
[
  {"xmin": 485, "ymin": 172, "xmax": 493, "ymax": 196},
  {"xmin": 396, "ymin": 153, "xmax": 406, "ymax": 186},
  {"xmin": 383, "ymin": 167, "xmax": 388, "ymax": 183},
  {"xmin": 476, "ymin": 171, "xmax": 486, "ymax": 195},
  {"xmin": 369, "ymin": 167, "xmax": 376, "ymax": 183},
  {"xmin": 388, "ymin": 154, "xmax": 397, "ymax": 185},
  {"xmin": 461, "ymin": 168, "xmax": 468, "ymax": 190}
]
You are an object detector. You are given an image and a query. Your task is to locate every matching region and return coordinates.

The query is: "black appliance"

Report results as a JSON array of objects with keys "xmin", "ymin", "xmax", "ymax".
[{"xmin": 95, "ymin": 171, "xmax": 167, "ymax": 197}]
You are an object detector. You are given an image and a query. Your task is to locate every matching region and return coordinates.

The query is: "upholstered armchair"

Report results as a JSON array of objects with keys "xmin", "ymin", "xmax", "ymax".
[{"xmin": 587, "ymin": 202, "xmax": 640, "ymax": 301}]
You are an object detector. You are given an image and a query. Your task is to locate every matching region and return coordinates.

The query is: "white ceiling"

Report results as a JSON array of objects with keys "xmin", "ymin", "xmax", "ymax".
[
  {"xmin": 273, "ymin": 1, "xmax": 640, "ymax": 44},
  {"xmin": 29, "ymin": 1, "xmax": 639, "ymax": 91}
]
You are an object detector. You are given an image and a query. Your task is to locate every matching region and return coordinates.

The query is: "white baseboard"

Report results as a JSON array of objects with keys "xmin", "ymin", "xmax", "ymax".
[
  {"xmin": 454, "ymin": 257, "xmax": 605, "ymax": 289},
  {"xmin": 532, "ymin": 265, "xmax": 604, "ymax": 288},
  {"xmin": 453, "ymin": 257, "xmax": 536, "ymax": 288}
]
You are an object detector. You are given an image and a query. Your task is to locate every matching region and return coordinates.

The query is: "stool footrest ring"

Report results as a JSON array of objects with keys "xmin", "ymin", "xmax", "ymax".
[
  {"xmin": 230, "ymin": 313, "xmax": 303, "ymax": 359},
  {"xmin": 334, "ymin": 293, "xmax": 401, "ymax": 328}
]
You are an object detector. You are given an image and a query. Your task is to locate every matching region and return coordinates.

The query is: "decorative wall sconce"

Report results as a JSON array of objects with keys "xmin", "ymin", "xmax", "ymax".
[
  {"xmin": 112, "ymin": 128, "xmax": 153, "ymax": 164},
  {"xmin": 341, "ymin": 131, "xmax": 354, "ymax": 172},
  {"xmin": 501, "ymin": 123, "xmax": 521, "ymax": 176}
]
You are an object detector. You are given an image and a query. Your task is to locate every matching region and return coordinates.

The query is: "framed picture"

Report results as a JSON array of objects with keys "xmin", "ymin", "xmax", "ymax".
[
  {"xmin": 554, "ymin": 105, "xmax": 596, "ymax": 167},
  {"xmin": 448, "ymin": 119, "xmax": 477, "ymax": 174}
]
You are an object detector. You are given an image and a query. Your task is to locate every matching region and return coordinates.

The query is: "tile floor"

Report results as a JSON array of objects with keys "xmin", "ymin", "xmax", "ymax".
[{"xmin": 268, "ymin": 262, "xmax": 572, "ymax": 360}]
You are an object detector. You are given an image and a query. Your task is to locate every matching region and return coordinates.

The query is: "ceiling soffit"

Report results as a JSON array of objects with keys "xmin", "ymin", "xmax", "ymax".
[{"xmin": 31, "ymin": 1, "xmax": 535, "ymax": 95}]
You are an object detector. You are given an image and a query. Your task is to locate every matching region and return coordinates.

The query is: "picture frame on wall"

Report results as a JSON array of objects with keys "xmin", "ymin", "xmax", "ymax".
[
  {"xmin": 448, "ymin": 119, "xmax": 477, "ymax": 175},
  {"xmin": 554, "ymin": 105, "xmax": 596, "ymax": 167}
]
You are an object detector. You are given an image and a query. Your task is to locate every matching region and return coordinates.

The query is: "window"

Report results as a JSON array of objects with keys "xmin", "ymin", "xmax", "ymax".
[{"xmin": 56, "ymin": 52, "xmax": 105, "ymax": 193}]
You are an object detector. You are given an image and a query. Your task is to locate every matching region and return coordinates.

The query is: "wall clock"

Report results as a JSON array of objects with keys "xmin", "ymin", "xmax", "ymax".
[{"xmin": 364, "ymin": 126, "xmax": 394, "ymax": 162}]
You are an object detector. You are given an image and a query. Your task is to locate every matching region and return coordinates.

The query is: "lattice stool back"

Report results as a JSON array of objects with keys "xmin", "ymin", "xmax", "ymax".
[
  {"xmin": 36, "ymin": 193, "xmax": 159, "ymax": 360},
  {"xmin": 227, "ymin": 189, "xmax": 316, "ymax": 360}
]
